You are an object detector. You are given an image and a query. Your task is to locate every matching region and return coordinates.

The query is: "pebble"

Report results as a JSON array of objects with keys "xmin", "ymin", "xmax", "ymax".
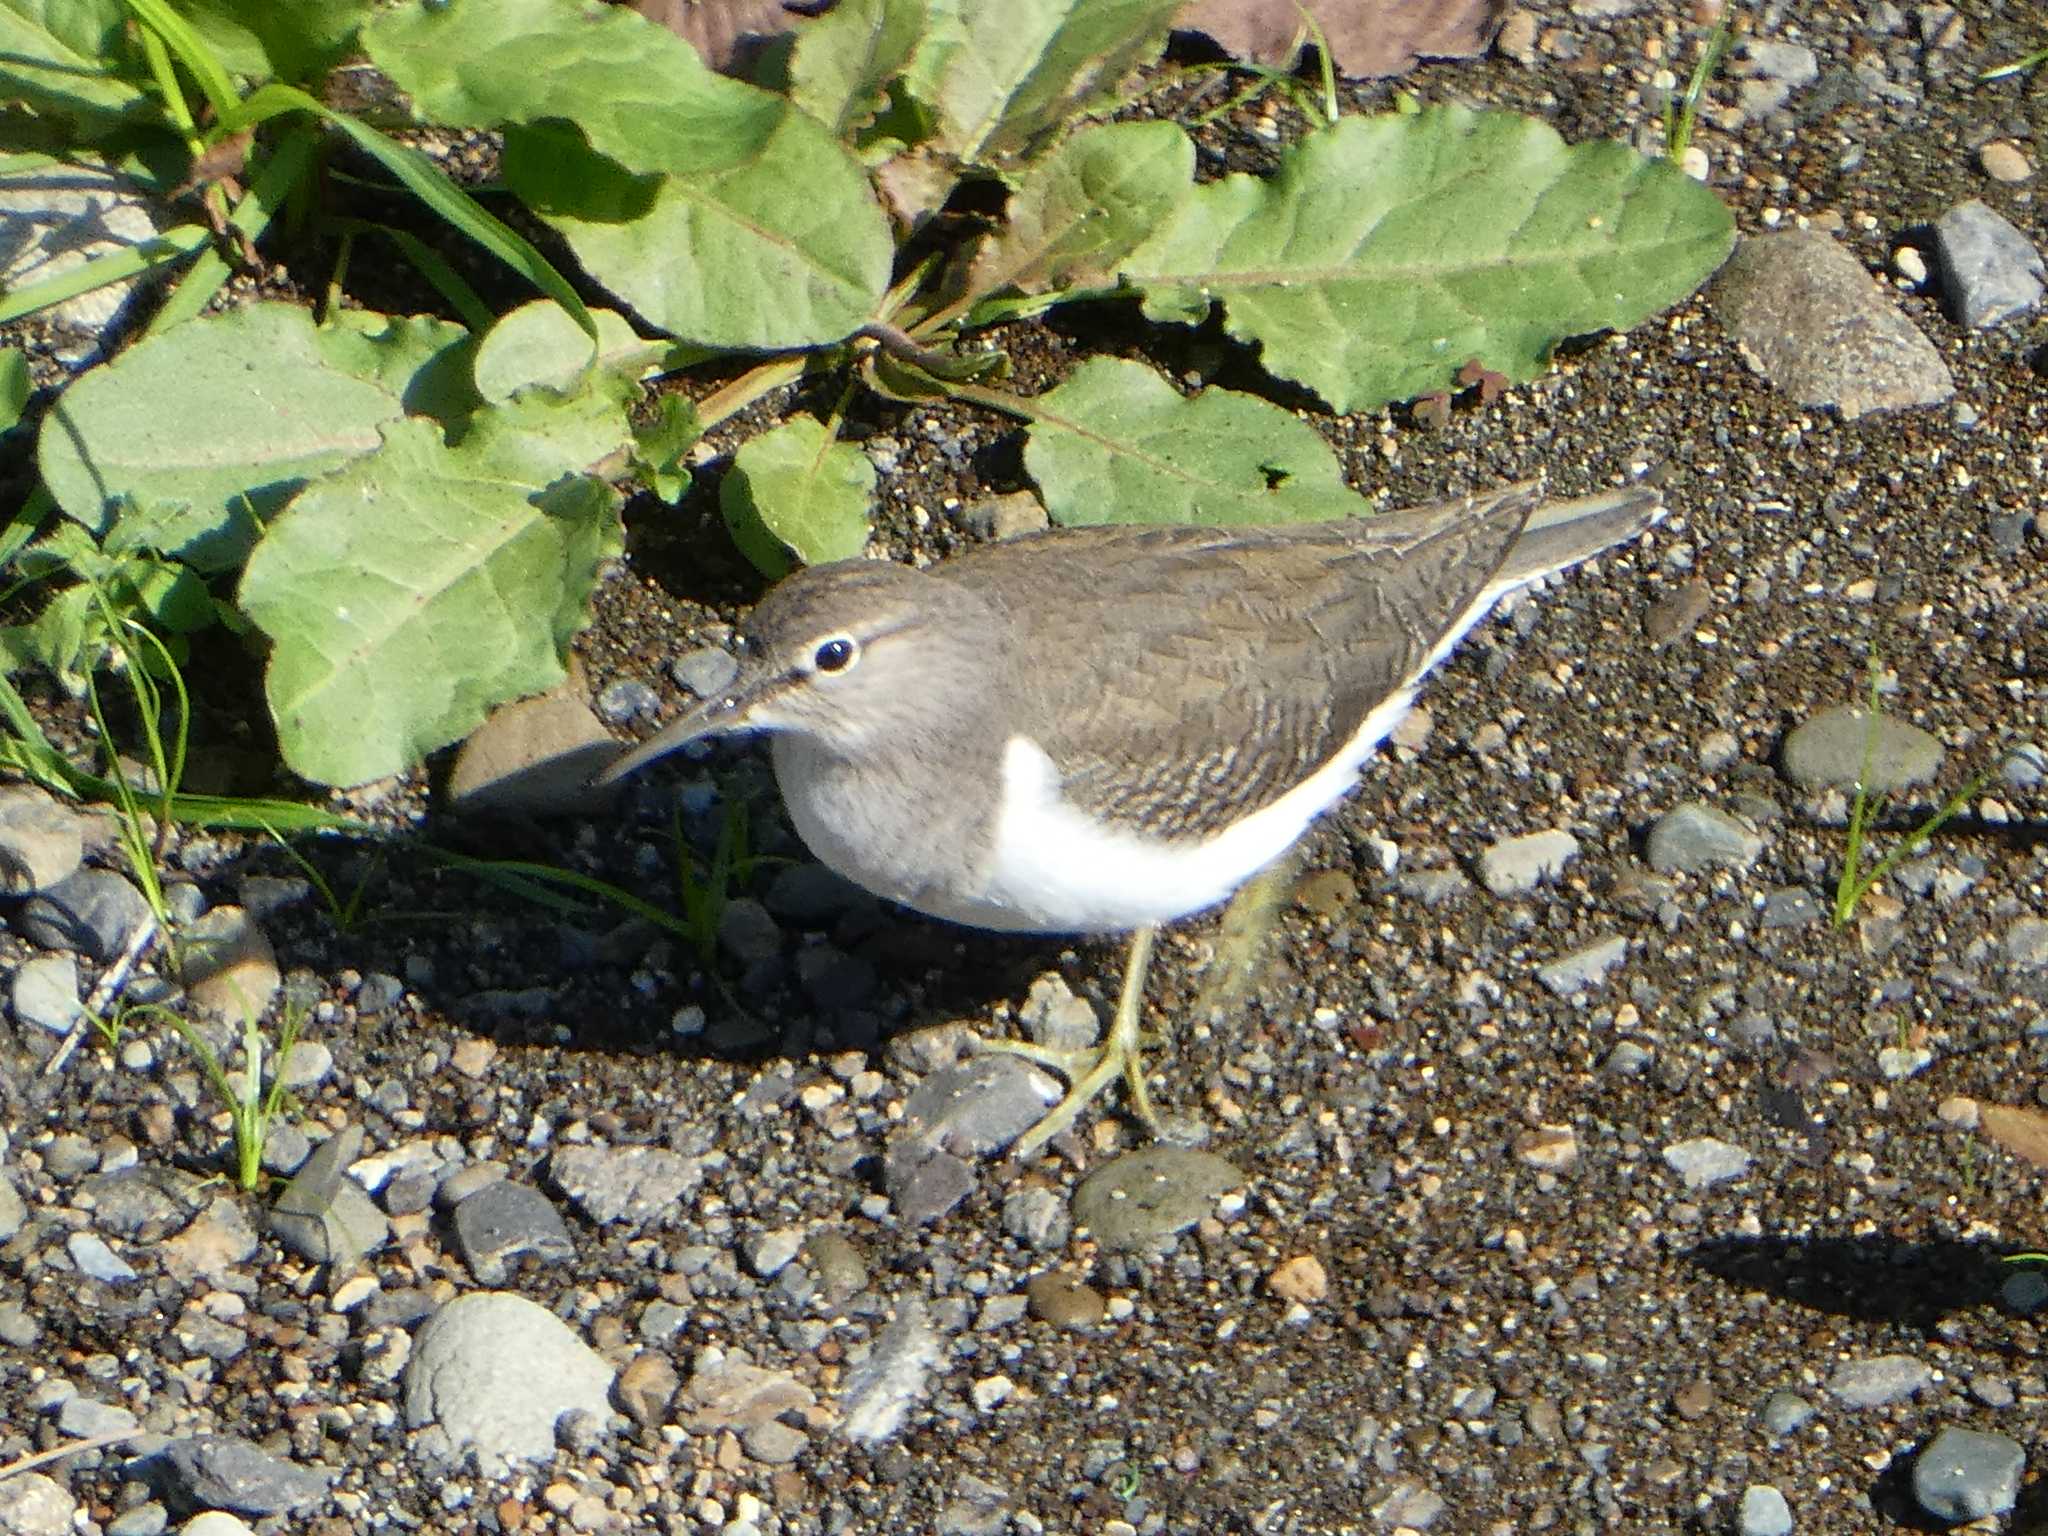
[
  {"xmin": 450, "ymin": 1180, "xmax": 576, "ymax": 1284},
  {"xmin": 882, "ymin": 1137, "xmax": 975, "ymax": 1225},
  {"xmin": 1642, "ymin": 580, "xmax": 1710, "ymax": 646},
  {"xmin": 1758, "ymin": 1389, "xmax": 1815, "ymax": 1438},
  {"xmin": 1933, "ymin": 199, "xmax": 2045, "ymax": 327},
  {"xmin": 1018, "ymin": 974, "xmax": 1099, "ymax": 1052},
  {"xmin": 0, "ymin": 160, "xmax": 166, "ymax": 333},
  {"xmin": 68, "ymin": 1230, "xmax": 138, "ymax": 1282},
  {"xmin": 1266, "ymin": 1254, "xmax": 1328, "ymax": 1304},
  {"xmin": 177, "ymin": 1517, "xmax": 255, "ymax": 1536},
  {"xmin": 900, "ymin": 1056, "xmax": 1059, "ymax": 1157},
  {"xmin": 154, "ymin": 1434, "xmax": 331, "ymax": 1517},
  {"xmin": 0, "ymin": 1176, "xmax": 25, "ymax": 1244},
  {"xmin": 1662, "ymin": 1137, "xmax": 1752, "ymax": 1190},
  {"xmin": 1735, "ymin": 38, "xmax": 1819, "ymax": 86},
  {"xmin": 11, "ymin": 952, "xmax": 82, "ymax": 1035},
  {"xmin": 595, "ymin": 677, "xmax": 660, "ymax": 724},
  {"xmin": 105, "ymin": 1503, "xmax": 169, "ymax": 1536},
  {"xmin": 1826, "ymin": 1353, "xmax": 1931, "ymax": 1407},
  {"xmin": 1711, "ymin": 229, "xmax": 1954, "ymax": 417},
  {"xmin": 1025, "ymin": 1271, "xmax": 1106, "ymax": 1328},
  {"xmin": 742, "ymin": 1227, "xmax": 805, "ymax": 1278},
  {"xmin": 804, "ymin": 1229, "xmax": 871, "ymax": 1300},
  {"xmin": 1646, "ymin": 802, "xmax": 1765, "ymax": 874},
  {"xmin": 0, "ymin": 782, "xmax": 86, "ymax": 893},
  {"xmin": 179, "ymin": 905, "xmax": 281, "ymax": 1027},
  {"xmin": 1781, "ymin": 705, "xmax": 1944, "ymax": 794},
  {"xmin": 1001, "ymin": 1183, "xmax": 1071, "ymax": 1252},
  {"xmin": 1536, "ymin": 935, "xmax": 1627, "ymax": 995},
  {"xmin": 959, "ymin": 490, "xmax": 1050, "ymax": 541},
  {"xmin": 405, "ymin": 1292, "xmax": 617, "ymax": 1468},
  {"xmin": 446, "ymin": 683, "xmax": 621, "ymax": 818},
  {"xmin": 269, "ymin": 1124, "xmax": 388, "ymax": 1269},
  {"xmin": 0, "ymin": 1473, "xmax": 76, "ymax": 1536},
  {"xmin": 1476, "ymin": 829, "xmax": 1581, "ymax": 896},
  {"xmin": 1391, "ymin": 868, "xmax": 1473, "ymax": 906},
  {"xmin": 839, "ymin": 1300, "xmax": 941, "ymax": 1446},
  {"xmin": 2005, "ymin": 917, "xmax": 2048, "ymax": 969},
  {"xmin": 1911, "ymin": 1426, "xmax": 2024, "ymax": 1521},
  {"xmin": 1604, "ymin": 1041, "xmax": 1654, "ymax": 1076},
  {"xmin": 1978, "ymin": 139, "xmax": 2033, "ymax": 183},
  {"xmin": 278, "ymin": 1039, "xmax": 333, "ymax": 1089},
  {"xmin": 354, "ymin": 971, "xmax": 404, "ymax": 1015},
  {"xmin": 17, "ymin": 867, "xmax": 156, "ymax": 962},
  {"xmin": 58, "ymin": 1394, "xmax": 140, "ymax": 1437},
  {"xmin": 1071, "ymin": 1145, "xmax": 1245, "ymax": 1252},
  {"xmin": 614, "ymin": 1350, "xmax": 681, "ymax": 1428},
  {"xmin": 1758, "ymin": 886, "xmax": 1821, "ymax": 930},
  {"xmin": 763, "ymin": 861, "xmax": 862, "ymax": 925},
  {"xmin": 672, "ymin": 645, "xmax": 741, "ymax": 697},
  {"xmin": 1737, "ymin": 1483, "xmax": 1793, "ymax": 1536},
  {"xmin": 2006, "ymin": 1267, "xmax": 2048, "ymax": 1315},
  {"xmin": 551, "ymin": 1144, "xmax": 706, "ymax": 1225},
  {"xmin": 1513, "ymin": 1125, "xmax": 1578, "ymax": 1172}
]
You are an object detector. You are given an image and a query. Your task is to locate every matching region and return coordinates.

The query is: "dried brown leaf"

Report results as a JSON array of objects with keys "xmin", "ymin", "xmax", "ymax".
[
  {"xmin": 632, "ymin": 0, "xmax": 814, "ymax": 74},
  {"xmin": 1979, "ymin": 1102, "xmax": 2048, "ymax": 1170},
  {"xmin": 1175, "ymin": 0, "xmax": 1505, "ymax": 80}
]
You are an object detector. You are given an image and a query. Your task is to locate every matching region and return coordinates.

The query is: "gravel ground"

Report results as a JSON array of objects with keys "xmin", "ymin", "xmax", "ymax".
[{"xmin": 4, "ymin": 5, "xmax": 2047, "ymax": 1536}]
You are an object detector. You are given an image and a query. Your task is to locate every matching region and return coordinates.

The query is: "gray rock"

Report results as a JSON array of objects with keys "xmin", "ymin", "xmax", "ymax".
[
  {"xmin": 1371, "ymin": 1482, "xmax": 1446, "ymax": 1530},
  {"xmin": 1737, "ymin": 1483, "xmax": 1793, "ymax": 1536},
  {"xmin": 763, "ymin": 861, "xmax": 863, "ymax": 925},
  {"xmin": 155, "ymin": 1434, "xmax": 331, "ymax": 1517},
  {"xmin": 1912, "ymin": 1426, "xmax": 2024, "ymax": 1521},
  {"xmin": 682, "ymin": 1348, "xmax": 816, "ymax": 1434},
  {"xmin": 1072, "ymin": 1145, "xmax": 1245, "ymax": 1252},
  {"xmin": 1933, "ymin": 199, "xmax": 2045, "ymax": 327},
  {"xmin": 0, "ymin": 1175, "xmax": 25, "ymax": 1243},
  {"xmin": 901, "ymin": 1056, "xmax": 1059, "ymax": 1157},
  {"xmin": 277, "ymin": 1040, "xmax": 333, "ymax": 1090},
  {"xmin": 716, "ymin": 897, "xmax": 783, "ymax": 964},
  {"xmin": 1826, "ymin": 1353, "xmax": 1931, "ymax": 1407},
  {"xmin": 68, "ymin": 1230, "xmax": 137, "ymax": 1282},
  {"xmin": 0, "ymin": 162, "xmax": 169, "ymax": 338},
  {"xmin": 805, "ymin": 1230, "xmax": 870, "ymax": 1300},
  {"xmin": 552, "ymin": 1143, "xmax": 705, "ymax": 1226},
  {"xmin": 1758, "ymin": 1389, "xmax": 1815, "ymax": 1438},
  {"xmin": 1390, "ymin": 868, "xmax": 1474, "ymax": 906},
  {"xmin": 447, "ymin": 684, "xmax": 621, "ymax": 818},
  {"xmin": 104, "ymin": 1502, "xmax": 169, "ymax": 1536},
  {"xmin": 1782, "ymin": 705, "xmax": 1944, "ymax": 794},
  {"xmin": 672, "ymin": 645, "xmax": 740, "ymax": 698},
  {"xmin": 1646, "ymin": 803, "xmax": 1765, "ymax": 874},
  {"xmin": 354, "ymin": 971, "xmax": 405, "ymax": 1016},
  {"xmin": 405, "ymin": 1292, "xmax": 616, "ymax": 1468},
  {"xmin": 269, "ymin": 1125, "xmax": 388, "ymax": 1269},
  {"xmin": 743, "ymin": 1419, "xmax": 807, "ymax": 1464},
  {"xmin": 179, "ymin": 905, "xmax": 281, "ymax": 1027},
  {"xmin": 79, "ymin": 1166, "xmax": 199, "ymax": 1234},
  {"xmin": 1001, "ymin": 1184, "xmax": 1071, "ymax": 1252},
  {"xmin": 1662, "ymin": 1137, "xmax": 1752, "ymax": 1190},
  {"xmin": 450, "ymin": 1180, "xmax": 575, "ymax": 1284},
  {"xmin": 57, "ymin": 1394, "xmax": 140, "ymax": 1438},
  {"xmin": 959, "ymin": 490, "xmax": 1050, "ymax": 541},
  {"xmin": 2006, "ymin": 918, "xmax": 2048, "ymax": 969},
  {"xmin": 1018, "ymin": 974, "xmax": 1099, "ymax": 1052},
  {"xmin": 176, "ymin": 1514, "xmax": 255, "ymax": 1536},
  {"xmin": 0, "ymin": 783, "xmax": 86, "ymax": 894},
  {"xmin": 1476, "ymin": 829, "xmax": 1581, "ymax": 896},
  {"xmin": 44, "ymin": 1132, "xmax": 98, "ymax": 1177},
  {"xmin": 1759, "ymin": 886, "xmax": 1822, "ymax": 930},
  {"xmin": 1536, "ymin": 935, "xmax": 1628, "ymax": 996},
  {"xmin": 595, "ymin": 677, "xmax": 660, "ymax": 725},
  {"xmin": 17, "ymin": 867, "xmax": 155, "ymax": 962},
  {"xmin": 0, "ymin": 1472, "xmax": 75, "ymax": 1536},
  {"xmin": 839, "ymin": 1300, "xmax": 942, "ymax": 1447},
  {"xmin": 2003, "ymin": 1266, "xmax": 2048, "ymax": 1314},
  {"xmin": 742, "ymin": 1227, "xmax": 804, "ymax": 1278},
  {"xmin": 2002, "ymin": 743, "xmax": 2046, "ymax": 790},
  {"xmin": 1735, "ymin": 39, "xmax": 1819, "ymax": 85},
  {"xmin": 883, "ymin": 1137, "xmax": 975, "ymax": 1225},
  {"xmin": 11, "ymin": 952, "xmax": 82, "ymax": 1035},
  {"xmin": 1712, "ymin": 230, "xmax": 1954, "ymax": 417}
]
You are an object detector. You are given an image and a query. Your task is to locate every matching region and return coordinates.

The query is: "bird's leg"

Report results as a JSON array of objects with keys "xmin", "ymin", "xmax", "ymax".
[
  {"xmin": 988, "ymin": 925, "xmax": 1161, "ymax": 1157},
  {"xmin": 1190, "ymin": 854, "xmax": 1296, "ymax": 1022}
]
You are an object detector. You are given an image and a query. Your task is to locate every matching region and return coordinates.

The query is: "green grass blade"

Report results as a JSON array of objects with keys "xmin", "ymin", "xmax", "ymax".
[
  {"xmin": 125, "ymin": 0, "xmax": 242, "ymax": 128},
  {"xmin": 0, "ymin": 227, "xmax": 212, "ymax": 325},
  {"xmin": 331, "ymin": 218, "xmax": 494, "ymax": 333},
  {"xmin": 150, "ymin": 123, "xmax": 320, "ymax": 335}
]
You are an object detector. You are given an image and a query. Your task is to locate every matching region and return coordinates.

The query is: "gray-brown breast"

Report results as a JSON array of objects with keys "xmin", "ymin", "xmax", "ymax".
[{"xmin": 940, "ymin": 487, "xmax": 1540, "ymax": 841}]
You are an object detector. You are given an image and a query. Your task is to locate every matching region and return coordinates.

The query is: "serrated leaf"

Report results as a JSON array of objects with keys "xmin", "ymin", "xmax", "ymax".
[
  {"xmin": 239, "ymin": 397, "xmax": 630, "ymax": 787},
  {"xmin": 1023, "ymin": 357, "xmax": 1364, "ymax": 526},
  {"xmin": 720, "ymin": 417, "xmax": 873, "ymax": 576},
  {"xmin": 365, "ymin": 0, "xmax": 891, "ymax": 349},
  {"xmin": 790, "ymin": 0, "xmax": 929, "ymax": 139},
  {"xmin": 1123, "ymin": 105, "xmax": 1737, "ymax": 414},
  {"xmin": 0, "ymin": 0, "xmax": 151, "ymax": 134},
  {"xmin": 1980, "ymin": 1102, "xmax": 2048, "ymax": 1170},
  {"xmin": 315, "ymin": 309, "xmax": 482, "ymax": 428},
  {"xmin": 967, "ymin": 120, "xmax": 1191, "ymax": 298},
  {"xmin": 473, "ymin": 301, "xmax": 661, "ymax": 404},
  {"xmin": 910, "ymin": 0, "xmax": 1180, "ymax": 165},
  {"xmin": 37, "ymin": 303, "xmax": 404, "ymax": 571},
  {"xmin": 631, "ymin": 393, "xmax": 701, "ymax": 503}
]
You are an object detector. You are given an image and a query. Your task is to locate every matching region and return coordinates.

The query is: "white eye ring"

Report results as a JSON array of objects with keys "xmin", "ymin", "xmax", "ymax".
[{"xmin": 811, "ymin": 636, "xmax": 858, "ymax": 674}]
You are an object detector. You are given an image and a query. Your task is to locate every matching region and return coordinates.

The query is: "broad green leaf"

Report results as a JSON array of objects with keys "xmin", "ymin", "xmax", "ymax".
[
  {"xmin": 967, "ymin": 121, "xmax": 1191, "ymax": 298},
  {"xmin": 316, "ymin": 310, "xmax": 482, "ymax": 429},
  {"xmin": 472, "ymin": 301, "xmax": 661, "ymax": 404},
  {"xmin": 631, "ymin": 393, "xmax": 701, "ymax": 504},
  {"xmin": 364, "ymin": 0, "xmax": 892, "ymax": 348},
  {"xmin": 789, "ymin": 0, "xmax": 929, "ymax": 139},
  {"xmin": 38, "ymin": 303, "xmax": 404, "ymax": 571},
  {"xmin": 0, "ymin": 346, "xmax": 28, "ymax": 432},
  {"xmin": 1023, "ymin": 357, "xmax": 1365, "ymax": 526},
  {"xmin": 720, "ymin": 417, "xmax": 873, "ymax": 577},
  {"xmin": 0, "ymin": 0, "xmax": 151, "ymax": 133},
  {"xmin": 1124, "ymin": 106, "xmax": 1736, "ymax": 414},
  {"xmin": 909, "ymin": 0, "xmax": 1179, "ymax": 165},
  {"xmin": 240, "ymin": 397, "xmax": 630, "ymax": 787},
  {"xmin": 172, "ymin": 0, "xmax": 372, "ymax": 83}
]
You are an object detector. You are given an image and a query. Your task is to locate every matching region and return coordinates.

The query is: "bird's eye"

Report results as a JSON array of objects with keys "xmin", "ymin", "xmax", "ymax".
[{"xmin": 812, "ymin": 636, "xmax": 858, "ymax": 674}]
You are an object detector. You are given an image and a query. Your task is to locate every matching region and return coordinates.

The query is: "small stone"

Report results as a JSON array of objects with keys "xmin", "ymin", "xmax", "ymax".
[
  {"xmin": 1759, "ymin": 886, "xmax": 1822, "ymax": 929},
  {"xmin": 1737, "ymin": 1484, "xmax": 1793, "ymax": 1536},
  {"xmin": 1513, "ymin": 1125, "xmax": 1578, "ymax": 1172},
  {"xmin": 1001, "ymin": 1184, "xmax": 1070, "ymax": 1252},
  {"xmin": 1266, "ymin": 1254, "xmax": 1328, "ymax": 1304},
  {"xmin": 157, "ymin": 1434, "xmax": 331, "ymax": 1517},
  {"xmin": 450, "ymin": 1180, "xmax": 575, "ymax": 1285},
  {"xmin": 959, "ymin": 491, "xmax": 1049, "ymax": 541},
  {"xmin": 57, "ymin": 1394, "xmax": 139, "ymax": 1437},
  {"xmin": 742, "ymin": 1227, "xmax": 804, "ymax": 1278},
  {"xmin": 1025, "ymin": 1272, "xmax": 1105, "ymax": 1328},
  {"xmin": 2005, "ymin": 917, "xmax": 2048, "ymax": 969},
  {"xmin": 1496, "ymin": 8, "xmax": 1538, "ymax": 63},
  {"xmin": 672, "ymin": 645, "xmax": 740, "ymax": 697},
  {"xmin": 0, "ymin": 1472, "xmax": 76, "ymax": 1536},
  {"xmin": 10, "ymin": 952, "xmax": 82, "ymax": 1036},
  {"xmin": 450, "ymin": 1038, "xmax": 498, "ymax": 1078},
  {"xmin": 1536, "ymin": 935, "xmax": 1627, "ymax": 995},
  {"xmin": 179, "ymin": 906, "xmax": 281, "ymax": 1027},
  {"xmin": 1642, "ymin": 580, "xmax": 1710, "ymax": 646},
  {"xmin": 1782, "ymin": 705, "xmax": 1944, "ymax": 793},
  {"xmin": 742, "ymin": 1420, "xmax": 807, "ymax": 1464},
  {"xmin": 1017, "ymin": 974, "xmax": 1099, "ymax": 1053},
  {"xmin": 804, "ymin": 1230, "xmax": 870, "ymax": 1300},
  {"xmin": 614, "ymin": 1351, "xmax": 681, "ymax": 1428},
  {"xmin": 1392, "ymin": 866, "xmax": 1473, "ymax": 907},
  {"xmin": 763, "ymin": 861, "xmax": 862, "ymax": 925},
  {"xmin": 67, "ymin": 1231, "xmax": 137, "ymax": 1282},
  {"xmin": 882, "ymin": 1137, "xmax": 975, "ymax": 1225},
  {"xmin": 104, "ymin": 1503, "xmax": 169, "ymax": 1536},
  {"xmin": 595, "ymin": 677, "xmax": 660, "ymax": 725},
  {"xmin": 1876, "ymin": 1044, "xmax": 1933, "ymax": 1080},
  {"xmin": 1757, "ymin": 1389, "xmax": 1814, "ymax": 1438},
  {"xmin": 1826, "ymin": 1353, "xmax": 1931, "ymax": 1407},
  {"xmin": 405, "ymin": 1292, "xmax": 617, "ymax": 1468},
  {"xmin": 1933, "ymin": 198, "xmax": 2046, "ymax": 327},
  {"xmin": 1671, "ymin": 1379, "xmax": 1714, "ymax": 1420},
  {"xmin": 1072, "ymin": 1146, "xmax": 1245, "ymax": 1252},
  {"xmin": 1662, "ymin": 1137, "xmax": 1752, "ymax": 1190},
  {"xmin": 1476, "ymin": 829, "xmax": 1581, "ymax": 896},
  {"xmin": 716, "ymin": 897, "xmax": 782, "ymax": 964},
  {"xmin": 551, "ymin": 1144, "xmax": 705, "ymax": 1226},
  {"xmin": 1646, "ymin": 803, "xmax": 1764, "ymax": 874},
  {"xmin": 16, "ymin": 867, "xmax": 155, "ymax": 962},
  {"xmin": 270, "ymin": 1124, "xmax": 387, "ymax": 1269},
  {"xmin": 838, "ymin": 1301, "xmax": 940, "ymax": 1446},
  {"xmin": 1911, "ymin": 1426, "xmax": 2024, "ymax": 1521},
  {"xmin": 901, "ymin": 1056, "xmax": 1059, "ymax": 1157},
  {"xmin": 448, "ymin": 682, "xmax": 621, "ymax": 818},
  {"xmin": 1978, "ymin": 139, "xmax": 2033, "ymax": 183},
  {"xmin": 0, "ymin": 783, "xmax": 86, "ymax": 894}
]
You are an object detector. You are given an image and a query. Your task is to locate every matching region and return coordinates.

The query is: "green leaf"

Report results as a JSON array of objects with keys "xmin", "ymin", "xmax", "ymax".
[
  {"xmin": 170, "ymin": 0, "xmax": 372, "ymax": 83},
  {"xmin": 472, "ymin": 300, "xmax": 662, "ymax": 404},
  {"xmin": 239, "ymin": 397, "xmax": 630, "ymax": 787},
  {"xmin": 631, "ymin": 394, "xmax": 701, "ymax": 504},
  {"xmin": 1123, "ymin": 106, "xmax": 1737, "ymax": 415},
  {"xmin": 38, "ymin": 303, "xmax": 405, "ymax": 571},
  {"xmin": 124, "ymin": 0, "xmax": 239, "ymax": 125},
  {"xmin": 789, "ymin": 0, "xmax": 929, "ymax": 139},
  {"xmin": 0, "ymin": 0, "xmax": 152, "ymax": 134},
  {"xmin": 720, "ymin": 417, "xmax": 874, "ymax": 577},
  {"xmin": 315, "ymin": 309, "xmax": 483, "ymax": 429},
  {"xmin": 364, "ymin": 0, "xmax": 892, "ymax": 349},
  {"xmin": 909, "ymin": 0, "xmax": 1179, "ymax": 165},
  {"xmin": 966, "ymin": 120, "xmax": 1191, "ymax": 298},
  {"xmin": 0, "ymin": 346, "xmax": 28, "ymax": 432},
  {"xmin": 1022, "ymin": 357, "xmax": 1366, "ymax": 526}
]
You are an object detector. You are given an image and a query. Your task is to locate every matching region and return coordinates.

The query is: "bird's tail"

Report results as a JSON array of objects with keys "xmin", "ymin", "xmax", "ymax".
[{"xmin": 1494, "ymin": 482, "xmax": 1666, "ymax": 592}]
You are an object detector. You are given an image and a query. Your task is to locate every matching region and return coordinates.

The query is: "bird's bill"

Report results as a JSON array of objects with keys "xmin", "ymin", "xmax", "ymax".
[{"xmin": 591, "ymin": 690, "xmax": 748, "ymax": 786}]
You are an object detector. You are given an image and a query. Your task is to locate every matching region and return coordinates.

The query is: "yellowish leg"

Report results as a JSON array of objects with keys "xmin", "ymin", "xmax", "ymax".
[
  {"xmin": 989, "ymin": 925, "xmax": 1161, "ymax": 1158},
  {"xmin": 1190, "ymin": 856, "xmax": 1295, "ymax": 1022}
]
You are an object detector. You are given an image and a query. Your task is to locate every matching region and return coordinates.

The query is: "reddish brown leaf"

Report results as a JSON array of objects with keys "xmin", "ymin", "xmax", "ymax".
[
  {"xmin": 1176, "ymin": 0, "xmax": 1505, "ymax": 80},
  {"xmin": 631, "ymin": 0, "xmax": 813, "ymax": 75},
  {"xmin": 174, "ymin": 130, "xmax": 252, "ymax": 198},
  {"xmin": 1412, "ymin": 391, "xmax": 1450, "ymax": 430},
  {"xmin": 1979, "ymin": 1102, "xmax": 2048, "ymax": 1170}
]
